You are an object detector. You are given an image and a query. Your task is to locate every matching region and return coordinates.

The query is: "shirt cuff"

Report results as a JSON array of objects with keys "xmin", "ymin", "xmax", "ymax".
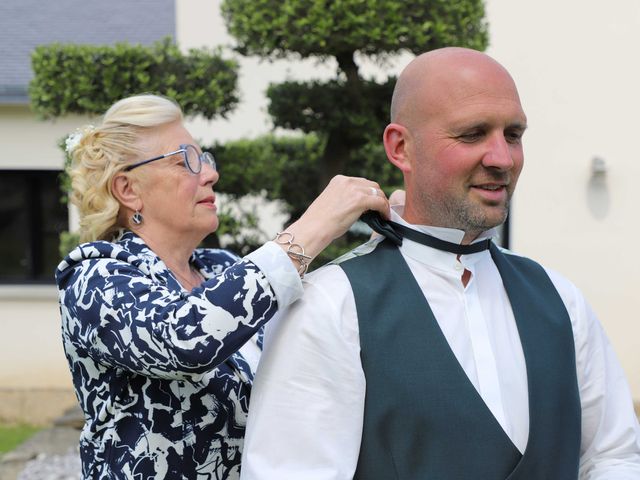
[{"xmin": 245, "ymin": 241, "xmax": 304, "ymax": 308}]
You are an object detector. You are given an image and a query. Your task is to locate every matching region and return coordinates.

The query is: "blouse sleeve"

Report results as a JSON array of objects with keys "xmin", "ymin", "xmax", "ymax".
[
  {"xmin": 58, "ymin": 246, "xmax": 300, "ymax": 381},
  {"xmin": 245, "ymin": 241, "xmax": 304, "ymax": 309}
]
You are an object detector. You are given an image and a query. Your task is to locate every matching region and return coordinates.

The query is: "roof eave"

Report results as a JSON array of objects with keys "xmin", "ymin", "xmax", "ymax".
[{"xmin": 0, "ymin": 85, "xmax": 29, "ymax": 105}]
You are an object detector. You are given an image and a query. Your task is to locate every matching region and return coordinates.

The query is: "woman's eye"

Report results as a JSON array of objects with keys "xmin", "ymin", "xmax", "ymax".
[{"xmin": 172, "ymin": 157, "xmax": 187, "ymax": 168}]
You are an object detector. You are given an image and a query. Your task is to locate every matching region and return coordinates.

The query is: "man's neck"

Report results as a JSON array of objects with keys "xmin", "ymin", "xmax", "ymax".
[{"xmin": 396, "ymin": 207, "xmax": 493, "ymax": 246}]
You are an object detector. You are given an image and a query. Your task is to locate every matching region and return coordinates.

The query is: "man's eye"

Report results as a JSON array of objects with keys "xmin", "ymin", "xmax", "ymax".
[
  {"xmin": 458, "ymin": 132, "xmax": 483, "ymax": 142},
  {"xmin": 505, "ymin": 131, "xmax": 524, "ymax": 144}
]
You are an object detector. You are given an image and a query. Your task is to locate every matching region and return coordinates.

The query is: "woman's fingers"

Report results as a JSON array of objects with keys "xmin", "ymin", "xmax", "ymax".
[
  {"xmin": 278, "ymin": 176, "xmax": 390, "ymax": 264},
  {"xmin": 315, "ymin": 175, "xmax": 390, "ymax": 235},
  {"xmin": 364, "ymin": 186, "xmax": 391, "ymax": 220}
]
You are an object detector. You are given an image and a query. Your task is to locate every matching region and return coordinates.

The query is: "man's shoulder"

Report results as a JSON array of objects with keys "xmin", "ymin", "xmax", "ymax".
[
  {"xmin": 265, "ymin": 257, "xmax": 359, "ymax": 349},
  {"xmin": 303, "ymin": 237, "xmax": 386, "ymax": 288},
  {"xmin": 327, "ymin": 237, "xmax": 384, "ymax": 266},
  {"xmin": 304, "ymin": 262, "xmax": 349, "ymax": 288},
  {"xmin": 290, "ymin": 260, "xmax": 359, "ymax": 313}
]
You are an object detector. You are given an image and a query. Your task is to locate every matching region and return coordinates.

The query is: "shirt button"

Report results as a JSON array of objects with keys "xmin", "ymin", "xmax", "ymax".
[{"xmin": 454, "ymin": 263, "xmax": 464, "ymax": 271}]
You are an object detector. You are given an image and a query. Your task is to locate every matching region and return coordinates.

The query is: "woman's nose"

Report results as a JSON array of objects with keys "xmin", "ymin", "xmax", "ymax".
[{"xmin": 201, "ymin": 162, "xmax": 219, "ymax": 184}]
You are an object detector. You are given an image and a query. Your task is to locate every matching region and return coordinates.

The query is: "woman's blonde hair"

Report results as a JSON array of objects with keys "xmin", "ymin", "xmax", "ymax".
[{"xmin": 68, "ymin": 94, "xmax": 183, "ymax": 242}]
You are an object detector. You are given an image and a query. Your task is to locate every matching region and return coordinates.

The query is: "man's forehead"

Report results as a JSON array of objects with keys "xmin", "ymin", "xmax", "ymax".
[
  {"xmin": 439, "ymin": 89, "xmax": 525, "ymax": 117},
  {"xmin": 418, "ymin": 70, "xmax": 526, "ymax": 123}
]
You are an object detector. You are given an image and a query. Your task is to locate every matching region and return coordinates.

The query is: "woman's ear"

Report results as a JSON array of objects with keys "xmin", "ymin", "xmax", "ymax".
[
  {"xmin": 383, "ymin": 123, "xmax": 412, "ymax": 173},
  {"xmin": 112, "ymin": 173, "xmax": 142, "ymax": 212}
]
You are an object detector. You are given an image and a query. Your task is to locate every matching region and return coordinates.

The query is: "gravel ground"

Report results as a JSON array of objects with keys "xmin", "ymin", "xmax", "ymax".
[
  {"xmin": 17, "ymin": 450, "xmax": 80, "ymax": 480},
  {"xmin": 0, "ymin": 409, "xmax": 82, "ymax": 480}
]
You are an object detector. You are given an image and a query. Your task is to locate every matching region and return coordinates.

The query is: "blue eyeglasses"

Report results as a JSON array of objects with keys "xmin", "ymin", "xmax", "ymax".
[{"xmin": 124, "ymin": 144, "xmax": 216, "ymax": 174}]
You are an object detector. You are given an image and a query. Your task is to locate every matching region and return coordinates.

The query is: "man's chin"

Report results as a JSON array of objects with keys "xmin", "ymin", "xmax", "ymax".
[{"xmin": 463, "ymin": 205, "xmax": 508, "ymax": 232}]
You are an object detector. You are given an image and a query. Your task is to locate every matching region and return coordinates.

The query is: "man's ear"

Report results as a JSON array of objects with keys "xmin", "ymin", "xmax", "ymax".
[
  {"xmin": 112, "ymin": 173, "xmax": 142, "ymax": 212},
  {"xmin": 383, "ymin": 123, "xmax": 412, "ymax": 173}
]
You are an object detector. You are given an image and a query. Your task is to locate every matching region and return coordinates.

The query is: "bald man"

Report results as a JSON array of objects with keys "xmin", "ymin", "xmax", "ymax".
[{"xmin": 240, "ymin": 48, "xmax": 640, "ymax": 479}]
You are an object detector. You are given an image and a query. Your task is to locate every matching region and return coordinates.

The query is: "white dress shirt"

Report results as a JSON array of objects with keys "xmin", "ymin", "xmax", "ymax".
[{"xmin": 241, "ymin": 210, "xmax": 640, "ymax": 480}]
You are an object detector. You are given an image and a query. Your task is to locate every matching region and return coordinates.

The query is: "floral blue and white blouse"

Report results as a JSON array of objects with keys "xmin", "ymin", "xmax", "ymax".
[{"xmin": 56, "ymin": 230, "xmax": 302, "ymax": 479}]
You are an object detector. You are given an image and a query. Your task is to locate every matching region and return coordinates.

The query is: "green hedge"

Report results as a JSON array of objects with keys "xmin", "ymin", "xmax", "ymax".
[{"xmin": 30, "ymin": 38, "xmax": 239, "ymax": 119}]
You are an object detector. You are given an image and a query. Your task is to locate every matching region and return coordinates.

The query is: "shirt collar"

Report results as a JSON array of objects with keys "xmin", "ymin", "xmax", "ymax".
[{"xmin": 389, "ymin": 205, "xmax": 497, "ymax": 269}]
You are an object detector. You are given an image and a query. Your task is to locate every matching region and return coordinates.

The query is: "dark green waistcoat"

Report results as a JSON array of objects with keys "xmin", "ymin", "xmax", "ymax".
[{"xmin": 339, "ymin": 240, "xmax": 581, "ymax": 480}]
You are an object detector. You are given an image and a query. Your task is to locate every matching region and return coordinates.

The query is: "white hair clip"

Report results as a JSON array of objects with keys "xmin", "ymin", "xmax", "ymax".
[{"xmin": 64, "ymin": 125, "xmax": 95, "ymax": 154}]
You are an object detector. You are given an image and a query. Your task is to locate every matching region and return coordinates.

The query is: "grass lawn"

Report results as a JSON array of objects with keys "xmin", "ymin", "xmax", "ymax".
[{"xmin": 0, "ymin": 423, "xmax": 41, "ymax": 454}]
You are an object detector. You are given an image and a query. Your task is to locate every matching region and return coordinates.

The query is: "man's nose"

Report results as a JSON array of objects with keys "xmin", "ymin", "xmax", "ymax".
[{"xmin": 482, "ymin": 134, "xmax": 514, "ymax": 170}]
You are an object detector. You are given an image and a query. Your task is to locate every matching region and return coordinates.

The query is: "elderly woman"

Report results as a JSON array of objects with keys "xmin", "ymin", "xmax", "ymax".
[{"xmin": 56, "ymin": 94, "xmax": 389, "ymax": 479}]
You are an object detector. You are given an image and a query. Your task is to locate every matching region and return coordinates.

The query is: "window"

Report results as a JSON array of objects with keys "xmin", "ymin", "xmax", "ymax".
[{"xmin": 0, "ymin": 170, "xmax": 68, "ymax": 284}]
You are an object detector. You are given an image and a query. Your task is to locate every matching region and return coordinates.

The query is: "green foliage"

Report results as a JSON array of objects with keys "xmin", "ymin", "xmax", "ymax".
[
  {"xmin": 208, "ymin": 203, "xmax": 266, "ymax": 257},
  {"xmin": 213, "ymin": 134, "xmax": 323, "ymax": 218},
  {"xmin": 343, "ymin": 140, "xmax": 403, "ymax": 191},
  {"xmin": 59, "ymin": 231, "xmax": 80, "ymax": 259},
  {"xmin": 267, "ymin": 79, "xmax": 394, "ymax": 143},
  {"xmin": 0, "ymin": 423, "xmax": 41, "ymax": 454},
  {"xmin": 222, "ymin": 0, "xmax": 488, "ymax": 59},
  {"xmin": 30, "ymin": 38, "xmax": 239, "ymax": 119},
  {"xmin": 212, "ymin": 133, "xmax": 401, "ymax": 217}
]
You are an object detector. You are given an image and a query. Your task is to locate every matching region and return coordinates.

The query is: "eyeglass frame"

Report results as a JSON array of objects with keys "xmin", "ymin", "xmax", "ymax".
[{"xmin": 123, "ymin": 144, "xmax": 216, "ymax": 174}]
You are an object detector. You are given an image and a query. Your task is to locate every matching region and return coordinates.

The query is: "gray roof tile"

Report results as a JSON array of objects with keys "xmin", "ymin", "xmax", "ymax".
[{"xmin": 0, "ymin": 0, "xmax": 175, "ymax": 103}]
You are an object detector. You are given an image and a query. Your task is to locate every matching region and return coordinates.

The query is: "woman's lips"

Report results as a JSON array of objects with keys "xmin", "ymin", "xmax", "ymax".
[{"xmin": 198, "ymin": 196, "xmax": 216, "ymax": 209}]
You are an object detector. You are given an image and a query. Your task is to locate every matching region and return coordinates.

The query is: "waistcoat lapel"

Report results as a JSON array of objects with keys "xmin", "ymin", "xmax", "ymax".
[{"xmin": 489, "ymin": 244, "xmax": 581, "ymax": 479}]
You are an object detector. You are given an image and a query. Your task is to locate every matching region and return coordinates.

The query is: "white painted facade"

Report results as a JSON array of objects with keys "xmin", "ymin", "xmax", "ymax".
[{"xmin": 0, "ymin": 0, "xmax": 637, "ymax": 423}]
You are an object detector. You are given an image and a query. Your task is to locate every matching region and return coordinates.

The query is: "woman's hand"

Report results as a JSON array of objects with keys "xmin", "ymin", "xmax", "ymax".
[
  {"xmin": 369, "ymin": 188, "xmax": 406, "ymax": 241},
  {"xmin": 277, "ymin": 175, "xmax": 390, "ymax": 271}
]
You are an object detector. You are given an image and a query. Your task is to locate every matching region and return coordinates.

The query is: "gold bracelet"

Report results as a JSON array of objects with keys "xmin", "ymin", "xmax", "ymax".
[{"xmin": 274, "ymin": 231, "xmax": 312, "ymax": 278}]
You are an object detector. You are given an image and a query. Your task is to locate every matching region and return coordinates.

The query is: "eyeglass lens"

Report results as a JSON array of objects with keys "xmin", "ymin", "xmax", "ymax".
[{"xmin": 184, "ymin": 145, "xmax": 216, "ymax": 174}]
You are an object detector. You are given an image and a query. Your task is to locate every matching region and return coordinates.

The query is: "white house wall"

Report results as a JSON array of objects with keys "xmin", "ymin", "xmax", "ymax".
[
  {"xmin": 486, "ymin": 0, "xmax": 640, "ymax": 399},
  {"xmin": 0, "ymin": 106, "xmax": 90, "ymax": 170}
]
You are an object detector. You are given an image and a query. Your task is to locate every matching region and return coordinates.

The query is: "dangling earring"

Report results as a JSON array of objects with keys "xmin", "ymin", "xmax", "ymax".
[{"xmin": 132, "ymin": 210, "xmax": 143, "ymax": 225}]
